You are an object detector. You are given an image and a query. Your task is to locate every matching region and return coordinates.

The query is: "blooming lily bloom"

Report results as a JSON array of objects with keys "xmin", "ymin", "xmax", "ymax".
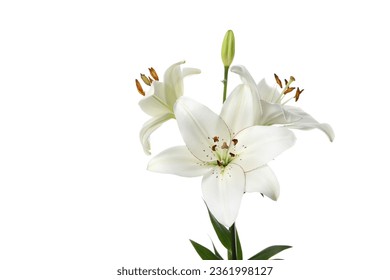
[
  {"xmin": 148, "ymin": 97, "xmax": 296, "ymax": 227},
  {"xmin": 229, "ymin": 65, "xmax": 335, "ymax": 141},
  {"xmin": 138, "ymin": 61, "xmax": 201, "ymax": 155}
]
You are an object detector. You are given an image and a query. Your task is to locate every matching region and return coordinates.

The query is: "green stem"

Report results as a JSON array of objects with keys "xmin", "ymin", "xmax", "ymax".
[
  {"xmin": 223, "ymin": 64, "xmax": 235, "ymax": 260},
  {"xmin": 222, "ymin": 66, "xmax": 229, "ymax": 103},
  {"xmin": 229, "ymin": 223, "xmax": 237, "ymax": 260}
]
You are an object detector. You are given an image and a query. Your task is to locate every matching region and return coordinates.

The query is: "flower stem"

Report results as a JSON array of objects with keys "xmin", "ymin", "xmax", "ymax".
[
  {"xmin": 229, "ymin": 223, "xmax": 237, "ymax": 260},
  {"xmin": 222, "ymin": 66, "xmax": 229, "ymax": 103}
]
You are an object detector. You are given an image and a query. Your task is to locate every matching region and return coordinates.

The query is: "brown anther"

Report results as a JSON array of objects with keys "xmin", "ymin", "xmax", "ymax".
[
  {"xmin": 232, "ymin": 139, "xmax": 238, "ymax": 146},
  {"xmin": 283, "ymin": 87, "xmax": 296, "ymax": 94},
  {"xmin": 212, "ymin": 145, "xmax": 217, "ymax": 151},
  {"xmin": 135, "ymin": 79, "xmax": 145, "ymax": 96},
  {"xmin": 217, "ymin": 160, "xmax": 222, "ymax": 166},
  {"xmin": 229, "ymin": 152, "xmax": 236, "ymax": 157},
  {"xmin": 295, "ymin": 87, "xmax": 304, "ymax": 102},
  {"xmin": 284, "ymin": 79, "xmax": 288, "ymax": 86},
  {"xmin": 274, "ymin": 73, "xmax": 283, "ymax": 88},
  {"xmin": 213, "ymin": 136, "xmax": 219, "ymax": 142},
  {"xmin": 148, "ymin": 76, "xmax": 154, "ymax": 84},
  {"xmin": 221, "ymin": 142, "xmax": 229, "ymax": 149},
  {"xmin": 290, "ymin": 76, "xmax": 296, "ymax": 82},
  {"xmin": 140, "ymin": 74, "xmax": 151, "ymax": 86},
  {"xmin": 149, "ymin": 67, "xmax": 159, "ymax": 81}
]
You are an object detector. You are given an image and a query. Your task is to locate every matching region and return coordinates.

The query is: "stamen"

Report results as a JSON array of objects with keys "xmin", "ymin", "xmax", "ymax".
[
  {"xmin": 277, "ymin": 75, "xmax": 298, "ymax": 103},
  {"xmin": 135, "ymin": 79, "xmax": 145, "ymax": 96},
  {"xmin": 217, "ymin": 160, "xmax": 222, "ymax": 166},
  {"xmin": 229, "ymin": 152, "xmax": 235, "ymax": 157},
  {"xmin": 295, "ymin": 87, "xmax": 304, "ymax": 102},
  {"xmin": 149, "ymin": 67, "xmax": 159, "ymax": 81},
  {"xmin": 221, "ymin": 142, "xmax": 229, "ymax": 149},
  {"xmin": 274, "ymin": 73, "xmax": 283, "ymax": 88},
  {"xmin": 213, "ymin": 136, "xmax": 219, "ymax": 142},
  {"xmin": 140, "ymin": 74, "xmax": 151, "ymax": 86},
  {"xmin": 283, "ymin": 87, "xmax": 296, "ymax": 94},
  {"xmin": 212, "ymin": 145, "xmax": 217, "ymax": 151},
  {"xmin": 232, "ymin": 139, "xmax": 238, "ymax": 145}
]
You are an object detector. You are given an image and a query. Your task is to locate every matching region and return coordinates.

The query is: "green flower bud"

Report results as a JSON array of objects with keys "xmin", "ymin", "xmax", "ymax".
[{"xmin": 221, "ymin": 30, "xmax": 235, "ymax": 67}]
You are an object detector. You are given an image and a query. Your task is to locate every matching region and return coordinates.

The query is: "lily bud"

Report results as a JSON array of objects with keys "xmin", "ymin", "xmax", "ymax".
[{"xmin": 221, "ymin": 30, "xmax": 235, "ymax": 67}]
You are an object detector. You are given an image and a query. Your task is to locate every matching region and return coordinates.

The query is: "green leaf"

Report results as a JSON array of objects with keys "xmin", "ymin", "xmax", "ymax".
[
  {"xmin": 190, "ymin": 240, "xmax": 222, "ymax": 260},
  {"xmin": 248, "ymin": 245, "xmax": 292, "ymax": 260},
  {"xmin": 211, "ymin": 241, "xmax": 223, "ymax": 260},
  {"xmin": 207, "ymin": 207, "xmax": 231, "ymax": 250},
  {"xmin": 235, "ymin": 227, "xmax": 243, "ymax": 260}
]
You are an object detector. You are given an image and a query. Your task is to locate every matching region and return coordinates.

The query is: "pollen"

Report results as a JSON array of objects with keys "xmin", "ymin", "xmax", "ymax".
[
  {"xmin": 140, "ymin": 74, "xmax": 151, "ymax": 86},
  {"xmin": 135, "ymin": 79, "xmax": 145, "ymax": 96},
  {"xmin": 274, "ymin": 73, "xmax": 283, "ymax": 88},
  {"xmin": 135, "ymin": 66, "xmax": 160, "ymax": 96},
  {"xmin": 232, "ymin": 139, "xmax": 238, "ymax": 145},
  {"xmin": 283, "ymin": 87, "xmax": 296, "ymax": 94},
  {"xmin": 213, "ymin": 136, "xmax": 219, "ymax": 142},
  {"xmin": 212, "ymin": 144, "xmax": 217, "ymax": 151},
  {"xmin": 149, "ymin": 67, "xmax": 159, "ymax": 81},
  {"xmin": 295, "ymin": 87, "xmax": 304, "ymax": 102}
]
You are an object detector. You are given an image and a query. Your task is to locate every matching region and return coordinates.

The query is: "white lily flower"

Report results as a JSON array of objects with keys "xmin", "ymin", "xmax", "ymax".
[
  {"xmin": 148, "ymin": 97, "xmax": 296, "ymax": 227},
  {"xmin": 230, "ymin": 65, "xmax": 335, "ymax": 141},
  {"xmin": 138, "ymin": 61, "xmax": 201, "ymax": 155}
]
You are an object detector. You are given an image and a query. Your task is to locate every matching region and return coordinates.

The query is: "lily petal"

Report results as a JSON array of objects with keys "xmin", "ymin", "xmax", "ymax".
[
  {"xmin": 182, "ymin": 67, "xmax": 201, "ymax": 78},
  {"xmin": 284, "ymin": 106, "xmax": 335, "ymax": 141},
  {"xmin": 202, "ymin": 164, "xmax": 245, "ymax": 227},
  {"xmin": 232, "ymin": 126, "xmax": 296, "ymax": 172},
  {"xmin": 257, "ymin": 78, "xmax": 280, "ymax": 103},
  {"xmin": 140, "ymin": 113, "xmax": 174, "ymax": 155},
  {"xmin": 230, "ymin": 65, "xmax": 262, "ymax": 115},
  {"xmin": 147, "ymin": 146, "xmax": 210, "ymax": 177},
  {"xmin": 258, "ymin": 100, "xmax": 301, "ymax": 125},
  {"xmin": 220, "ymin": 84, "xmax": 261, "ymax": 135},
  {"xmin": 163, "ymin": 61, "xmax": 200, "ymax": 108},
  {"xmin": 230, "ymin": 65, "xmax": 258, "ymax": 94},
  {"xmin": 174, "ymin": 97, "xmax": 231, "ymax": 162},
  {"xmin": 138, "ymin": 82, "xmax": 171, "ymax": 116},
  {"xmin": 245, "ymin": 165, "xmax": 280, "ymax": 200}
]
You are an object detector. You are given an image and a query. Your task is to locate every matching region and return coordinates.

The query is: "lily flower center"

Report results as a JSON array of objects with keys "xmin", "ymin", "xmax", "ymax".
[
  {"xmin": 273, "ymin": 73, "xmax": 304, "ymax": 105},
  {"xmin": 206, "ymin": 136, "xmax": 240, "ymax": 168}
]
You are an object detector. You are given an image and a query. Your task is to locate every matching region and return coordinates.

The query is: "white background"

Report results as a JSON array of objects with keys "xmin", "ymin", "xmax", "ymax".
[{"xmin": 1, "ymin": 0, "xmax": 389, "ymax": 279}]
